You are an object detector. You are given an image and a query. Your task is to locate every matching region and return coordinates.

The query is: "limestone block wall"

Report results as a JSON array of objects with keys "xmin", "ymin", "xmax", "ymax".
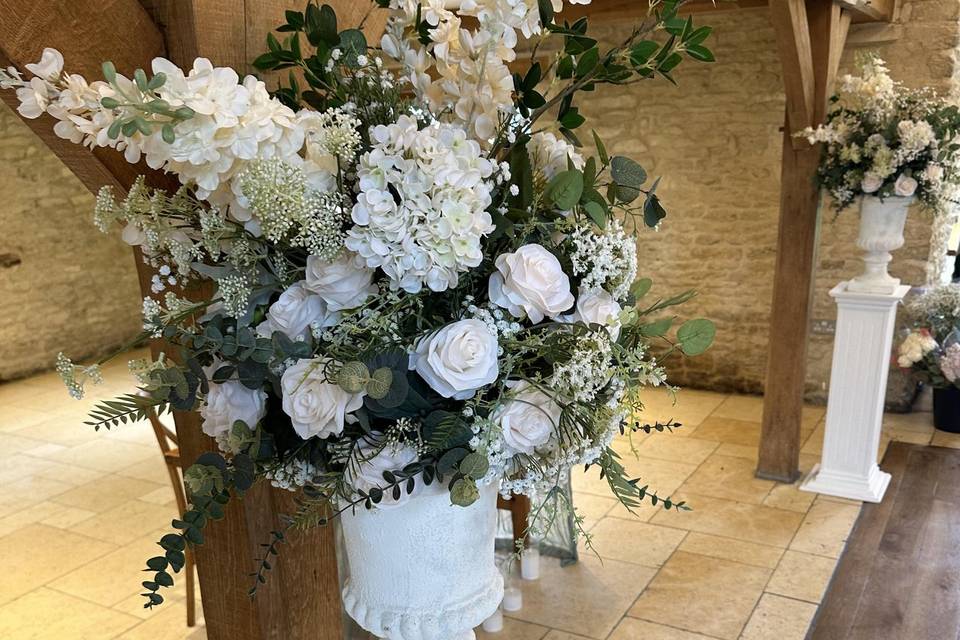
[
  {"xmin": 0, "ymin": 105, "xmax": 141, "ymax": 381},
  {"xmin": 585, "ymin": 0, "xmax": 959, "ymax": 399}
]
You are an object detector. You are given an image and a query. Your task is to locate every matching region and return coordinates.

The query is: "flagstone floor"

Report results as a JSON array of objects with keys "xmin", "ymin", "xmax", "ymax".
[{"xmin": 1, "ymin": 352, "xmax": 956, "ymax": 640}]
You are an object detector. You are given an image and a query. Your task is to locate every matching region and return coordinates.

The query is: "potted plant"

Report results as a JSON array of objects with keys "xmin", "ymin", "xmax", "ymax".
[
  {"xmin": 897, "ymin": 284, "xmax": 960, "ymax": 432},
  {"xmin": 4, "ymin": 1, "xmax": 717, "ymax": 638},
  {"xmin": 799, "ymin": 54, "xmax": 960, "ymax": 294}
]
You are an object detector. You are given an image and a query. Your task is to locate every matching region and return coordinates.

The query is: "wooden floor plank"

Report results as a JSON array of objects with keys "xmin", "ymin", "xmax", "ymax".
[{"xmin": 810, "ymin": 443, "xmax": 960, "ymax": 640}]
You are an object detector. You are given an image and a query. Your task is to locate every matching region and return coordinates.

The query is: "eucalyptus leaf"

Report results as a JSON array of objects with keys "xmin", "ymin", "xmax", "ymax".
[
  {"xmin": 450, "ymin": 478, "xmax": 480, "ymax": 507},
  {"xmin": 546, "ymin": 170, "xmax": 584, "ymax": 210},
  {"xmin": 677, "ymin": 318, "xmax": 716, "ymax": 356}
]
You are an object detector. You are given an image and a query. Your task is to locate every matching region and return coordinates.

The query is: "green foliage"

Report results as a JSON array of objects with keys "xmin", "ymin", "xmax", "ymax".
[
  {"xmin": 85, "ymin": 394, "xmax": 169, "ymax": 431},
  {"xmin": 677, "ymin": 318, "xmax": 717, "ymax": 356}
]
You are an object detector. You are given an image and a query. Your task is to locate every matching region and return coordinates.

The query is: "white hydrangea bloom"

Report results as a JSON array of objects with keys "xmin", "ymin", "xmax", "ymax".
[
  {"xmin": 528, "ymin": 131, "xmax": 585, "ymax": 180},
  {"xmin": 346, "ymin": 115, "xmax": 495, "ymax": 293}
]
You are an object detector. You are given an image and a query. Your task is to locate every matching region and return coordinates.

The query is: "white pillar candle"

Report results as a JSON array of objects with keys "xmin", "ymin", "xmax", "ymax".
[
  {"xmin": 502, "ymin": 586, "xmax": 522, "ymax": 612},
  {"xmin": 481, "ymin": 608, "xmax": 504, "ymax": 632},
  {"xmin": 520, "ymin": 546, "xmax": 540, "ymax": 580}
]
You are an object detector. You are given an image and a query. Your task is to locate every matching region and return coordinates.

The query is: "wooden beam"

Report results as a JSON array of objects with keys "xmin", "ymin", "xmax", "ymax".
[
  {"xmin": 559, "ymin": 0, "xmax": 768, "ymax": 22},
  {"xmin": 757, "ymin": 0, "xmax": 850, "ymax": 482},
  {"xmin": 769, "ymin": 0, "xmax": 816, "ymax": 146},
  {"xmin": 559, "ymin": 0, "xmax": 894, "ymax": 24}
]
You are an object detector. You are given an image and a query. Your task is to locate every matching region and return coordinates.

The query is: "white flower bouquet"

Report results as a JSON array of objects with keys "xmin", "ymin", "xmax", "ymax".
[
  {"xmin": 5, "ymin": 0, "xmax": 716, "ymax": 609},
  {"xmin": 898, "ymin": 285, "xmax": 960, "ymax": 386},
  {"xmin": 799, "ymin": 53, "xmax": 960, "ymax": 212}
]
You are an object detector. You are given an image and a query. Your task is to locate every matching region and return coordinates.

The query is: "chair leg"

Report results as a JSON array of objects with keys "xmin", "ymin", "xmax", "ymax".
[{"xmin": 185, "ymin": 548, "xmax": 197, "ymax": 627}]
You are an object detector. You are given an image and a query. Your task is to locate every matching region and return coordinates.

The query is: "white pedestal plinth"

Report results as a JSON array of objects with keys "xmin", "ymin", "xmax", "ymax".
[{"xmin": 800, "ymin": 281, "xmax": 909, "ymax": 503}]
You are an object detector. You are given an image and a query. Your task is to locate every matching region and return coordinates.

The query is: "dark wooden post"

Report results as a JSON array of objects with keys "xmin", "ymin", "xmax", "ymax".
[
  {"xmin": 757, "ymin": 0, "xmax": 851, "ymax": 482},
  {"xmin": 0, "ymin": 1, "xmax": 384, "ymax": 637}
]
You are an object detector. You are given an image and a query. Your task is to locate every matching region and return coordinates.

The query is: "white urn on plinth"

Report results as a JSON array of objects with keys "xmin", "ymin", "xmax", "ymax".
[
  {"xmin": 340, "ymin": 482, "xmax": 503, "ymax": 640},
  {"xmin": 847, "ymin": 195, "xmax": 914, "ymax": 295}
]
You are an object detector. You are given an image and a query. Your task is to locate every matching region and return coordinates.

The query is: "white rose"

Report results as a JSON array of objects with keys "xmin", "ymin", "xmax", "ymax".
[
  {"xmin": 346, "ymin": 443, "xmax": 426, "ymax": 509},
  {"xmin": 491, "ymin": 381, "xmax": 561, "ymax": 455},
  {"xmin": 410, "ymin": 319, "xmax": 499, "ymax": 400},
  {"xmin": 200, "ymin": 380, "xmax": 268, "ymax": 438},
  {"xmin": 280, "ymin": 358, "xmax": 364, "ymax": 440},
  {"xmin": 305, "ymin": 253, "xmax": 377, "ymax": 312},
  {"xmin": 897, "ymin": 330, "xmax": 937, "ymax": 367},
  {"xmin": 861, "ymin": 173, "xmax": 883, "ymax": 194},
  {"xmin": 572, "ymin": 287, "xmax": 623, "ymax": 340},
  {"xmin": 894, "ymin": 174, "xmax": 918, "ymax": 197},
  {"xmin": 488, "ymin": 244, "xmax": 575, "ymax": 323},
  {"xmin": 256, "ymin": 281, "xmax": 334, "ymax": 340}
]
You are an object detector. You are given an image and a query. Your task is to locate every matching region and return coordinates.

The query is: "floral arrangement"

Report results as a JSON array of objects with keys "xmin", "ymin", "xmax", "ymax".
[
  {"xmin": 799, "ymin": 53, "xmax": 960, "ymax": 213},
  {"xmin": 3, "ymin": 0, "xmax": 716, "ymax": 608},
  {"xmin": 897, "ymin": 284, "xmax": 960, "ymax": 386}
]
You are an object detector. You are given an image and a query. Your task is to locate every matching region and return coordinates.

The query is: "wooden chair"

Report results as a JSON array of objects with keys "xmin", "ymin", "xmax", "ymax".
[
  {"xmin": 146, "ymin": 407, "xmax": 197, "ymax": 628},
  {"xmin": 497, "ymin": 493, "xmax": 531, "ymax": 550}
]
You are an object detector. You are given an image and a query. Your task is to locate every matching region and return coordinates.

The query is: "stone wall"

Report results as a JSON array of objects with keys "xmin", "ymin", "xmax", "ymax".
[
  {"xmin": 0, "ymin": 105, "xmax": 141, "ymax": 381},
  {"xmin": 584, "ymin": 0, "xmax": 960, "ymax": 400}
]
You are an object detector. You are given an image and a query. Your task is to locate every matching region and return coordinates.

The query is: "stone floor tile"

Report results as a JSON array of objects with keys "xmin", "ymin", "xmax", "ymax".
[
  {"xmin": 684, "ymin": 417, "xmax": 763, "ymax": 446},
  {"xmin": 676, "ymin": 532, "xmax": 784, "ymax": 569},
  {"xmin": 931, "ymin": 429, "xmax": 960, "ymax": 448},
  {"xmin": 0, "ymin": 432, "xmax": 46, "ymax": 456},
  {"xmin": 510, "ymin": 555, "xmax": 656, "ymax": 639},
  {"xmin": 53, "ymin": 474, "xmax": 167, "ymax": 513},
  {"xmin": 0, "ymin": 475, "xmax": 73, "ymax": 518},
  {"xmin": 630, "ymin": 551, "xmax": 770, "ymax": 639},
  {"xmin": 0, "ymin": 405, "xmax": 50, "ymax": 432},
  {"xmin": 739, "ymin": 594, "xmax": 817, "ymax": 640},
  {"xmin": 585, "ymin": 517, "xmax": 686, "ymax": 567},
  {"xmin": 0, "ymin": 524, "xmax": 114, "ymax": 606},
  {"xmin": 50, "ymin": 529, "xmax": 172, "ymax": 606},
  {"xmin": 116, "ymin": 599, "xmax": 204, "ymax": 640},
  {"xmin": 70, "ymin": 499, "xmax": 177, "ymax": 546},
  {"xmin": 650, "ymin": 493, "xmax": 804, "ymax": 547},
  {"xmin": 765, "ymin": 550, "xmax": 837, "ymax": 603},
  {"xmin": 632, "ymin": 434, "xmax": 720, "ymax": 465},
  {"xmin": 789, "ymin": 500, "xmax": 861, "ymax": 558},
  {"xmin": 35, "ymin": 439, "xmax": 159, "ymax": 473},
  {"xmin": 573, "ymin": 493, "xmax": 617, "ymax": 530},
  {"xmin": 0, "ymin": 454, "xmax": 103, "ymax": 487},
  {"xmin": 710, "ymin": 395, "xmax": 765, "ymax": 422},
  {"xmin": 609, "ymin": 618, "xmax": 715, "ymax": 639},
  {"xmin": 680, "ymin": 454, "xmax": 775, "ymax": 504},
  {"xmin": 477, "ymin": 617, "xmax": 549, "ymax": 639},
  {"xmin": 542, "ymin": 632, "xmax": 592, "ymax": 640},
  {"xmin": 0, "ymin": 501, "xmax": 63, "ymax": 537},
  {"xmin": 0, "ymin": 587, "xmax": 140, "ymax": 639},
  {"xmin": 636, "ymin": 388, "xmax": 728, "ymax": 431},
  {"xmin": 116, "ymin": 457, "xmax": 177, "ymax": 485},
  {"xmin": 762, "ymin": 482, "xmax": 816, "ymax": 513},
  {"xmin": 614, "ymin": 452, "xmax": 700, "ymax": 496}
]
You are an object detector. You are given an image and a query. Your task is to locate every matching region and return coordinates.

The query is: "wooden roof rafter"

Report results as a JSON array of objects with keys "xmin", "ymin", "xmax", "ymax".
[{"xmin": 558, "ymin": 0, "xmax": 897, "ymax": 24}]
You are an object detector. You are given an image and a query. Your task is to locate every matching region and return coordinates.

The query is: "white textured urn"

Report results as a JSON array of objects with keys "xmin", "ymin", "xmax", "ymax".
[
  {"xmin": 340, "ymin": 482, "xmax": 503, "ymax": 640},
  {"xmin": 847, "ymin": 194, "xmax": 914, "ymax": 294}
]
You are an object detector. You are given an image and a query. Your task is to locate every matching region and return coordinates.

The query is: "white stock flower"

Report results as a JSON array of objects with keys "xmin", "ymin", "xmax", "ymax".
[
  {"xmin": 491, "ymin": 381, "xmax": 562, "ymax": 455},
  {"xmin": 347, "ymin": 442, "xmax": 424, "ymax": 509},
  {"xmin": 894, "ymin": 174, "xmax": 918, "ymax": 197},
  {"xmin": 346, "ymin": 115, "xmax": 495, "ymax": 293},
  {"xmin": 489, "ymin": 244, "xmax": 575, "ymax": 323},
  {"xmin": 305, "ymin": 252, "xmax": 376, "ymax": 312},
  {"xmin": 280, "ymin": 358, "xmax": 364, "ymax": 439},
  {"xmin": 25, "ymin": 48, "xmax": 63, "ymax": 81},
  {"xmin": 410, "ymin": 319, "xmax": 499, "ymax": 400},
  {"xmin": 861, "ymin": 173, "xmax": 883, "ymax": 194},
  {"xmin": 256, "ymin": 281, "xmax": 334, "ymax": 340},
  {"xmin": 200, "ymin": 379, "xmax": 268, "ymax": 438},
  {"xmin": 572, "ymin": 287, "xmax": 623, "ymax": 340},
  {"xmin": 15, "ymin": 78, "xmax": 51, "ymax": 119}
]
